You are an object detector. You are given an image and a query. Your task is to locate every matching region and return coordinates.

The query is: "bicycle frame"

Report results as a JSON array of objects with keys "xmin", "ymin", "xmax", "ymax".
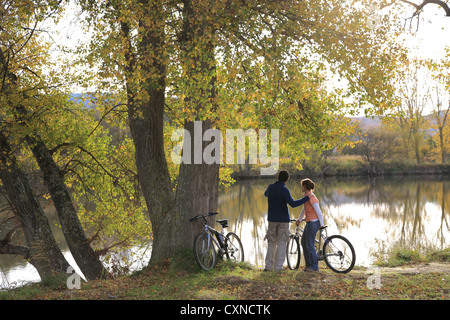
[
  {"xmin": 190, "ymin": 212, "xmax": 245, "ymax": 270},
  {"xmin": 291, "ymin": 223, "xmax": 328, "ymax": 259},
  {"xmin": 293, "ymin": 223, "xmax": 349, "ymax": 261},
  {"xmin": 287, "ymin": 219, "xmax": 356, "ymax": 273},
  {"xmin": 204, "ymin": 225, "xmax": 226, "ymax": 255}
]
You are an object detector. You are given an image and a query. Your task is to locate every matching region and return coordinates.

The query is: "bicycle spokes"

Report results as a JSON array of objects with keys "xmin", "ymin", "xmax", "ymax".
[
  {"xmin": 194, "ymin": 233, "xmax": 216, "ymax": 271},
  {"xmin": 286, "ymin": 235, "xmax": 301, "ymax": 270},
  {"xmin": 323, "ymin": 235, "xmax": 356, "ymax": 273},
  {"xmin": 225, "ymin": 232, "xmax": 244, "ymax": 262}
]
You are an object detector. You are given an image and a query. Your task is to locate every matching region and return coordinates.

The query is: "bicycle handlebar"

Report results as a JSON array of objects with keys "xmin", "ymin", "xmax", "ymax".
[
  {"xmin": 189, "ymin": 212, "xmax": 218, "ymax": 222},
  {"xmin": 290, "ymin": 219, "xmax": 327, "ymax": 230}
]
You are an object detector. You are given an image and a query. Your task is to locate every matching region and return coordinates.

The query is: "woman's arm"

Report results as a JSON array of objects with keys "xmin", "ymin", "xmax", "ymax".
[
  {"xmin": 297, "ymin": 208, "xmax": 305, "ymax": 223},
  {"xmin": 312, "ymin": 202, "xmax": 324, "ymax": 227}
]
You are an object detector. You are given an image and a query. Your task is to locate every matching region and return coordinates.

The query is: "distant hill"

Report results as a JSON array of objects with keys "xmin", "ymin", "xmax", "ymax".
[
  {"xmin": 351, "ymin": 116, "xmax": 382, "ymax": 130},
  {"xmin": 351, "ymin": 110, "xmax": 450, "ymax": 134},
  {"xmin": 69, "ymin": 93, "xmax": 97, "ymax": 108}
]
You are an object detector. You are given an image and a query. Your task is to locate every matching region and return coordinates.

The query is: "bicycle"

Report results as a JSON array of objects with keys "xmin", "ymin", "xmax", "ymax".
[
  {"xmin": 286, "ymin": 219, "xmax": 356, "ymax": 273},
  {"xmin": 189, "ymin": 212, "xmax": 244, "ymax": 271}
]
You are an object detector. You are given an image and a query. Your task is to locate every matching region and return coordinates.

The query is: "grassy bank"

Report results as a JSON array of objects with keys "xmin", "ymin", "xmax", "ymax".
[
  {"xmin": 1, "ymin": 249, "xmax": 448, "ymax": 301},
  {"xmin": 373, "ymin": 247, "xmax": 450, "ymax": 267}
]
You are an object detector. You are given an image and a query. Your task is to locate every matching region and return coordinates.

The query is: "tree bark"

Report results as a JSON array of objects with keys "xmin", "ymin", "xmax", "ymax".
[
  {"xmin": 0, "ymin": 132, "xmax": 70, "ymax": 278},
  {"xmin": 121, "ymin": 1, "xmax": 177, "ymax": 262},
  {"xmin": 176, "ymin": 120, "xmax": 220, "ymax": 247},
  {"xmin": 26, "ymin": 137, "xmax": 108, "ymax": 280},
  {"xmin": 174, "ymin": 0, "xmax": 220, "ymax": 248}
]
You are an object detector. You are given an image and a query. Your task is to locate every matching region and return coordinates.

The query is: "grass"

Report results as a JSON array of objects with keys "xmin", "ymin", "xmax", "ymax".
[
  {"xmin": 372, "ymin": 246, "xmax": 450, "ymax": 267},
  {"xmin": 1, "ymin": 250, "xmax": 449, "ymax": 301}
]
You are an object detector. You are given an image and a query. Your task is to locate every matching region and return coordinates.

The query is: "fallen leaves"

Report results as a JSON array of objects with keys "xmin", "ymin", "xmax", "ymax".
[{"xmin": 2, "ymin": 261, "xmax": 448, "ymax": 300}]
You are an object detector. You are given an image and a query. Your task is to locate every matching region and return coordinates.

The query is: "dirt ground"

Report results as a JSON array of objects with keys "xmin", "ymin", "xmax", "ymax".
[{"xmin": 378, "ymin": 262, "xmax": 450, "ymax": 274}]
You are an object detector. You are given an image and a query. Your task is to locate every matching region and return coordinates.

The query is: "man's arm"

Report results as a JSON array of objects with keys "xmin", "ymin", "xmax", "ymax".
[{"xmin": 284, "ymin": 189, "xmax": 309, "ymax": 208}]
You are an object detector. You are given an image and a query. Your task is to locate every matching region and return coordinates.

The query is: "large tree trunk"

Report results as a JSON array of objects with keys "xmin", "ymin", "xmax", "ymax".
[
  {"xmin": 128, "ymin": 103, "xmax": 176, "ymax": 261},
  {"xmin": 0, "ymin": 132, "xmax": 70, "ymax": 278},
  {"xmin": 122, "ymin": 1, "xmax": 177, "ymax": 263},
  {"xmin": 120, "ymin": 0, "xmax": 220, "ymax": 262},
  {"xmin": 176, "ymin": 120, "xmax": 220, "ymax": 247},
  {"xmin": 174, "ymin": 0, "xmax": 220, "ymax": 247},
  {"xmin": 26, "ymin": 137, "xmax": 108, "ymax": 280}
]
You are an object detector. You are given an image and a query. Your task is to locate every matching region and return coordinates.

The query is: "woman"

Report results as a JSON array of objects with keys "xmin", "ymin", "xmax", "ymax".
[{"xmin": 296, "ymin": 178, "xmax": 324, "ymax": 272}]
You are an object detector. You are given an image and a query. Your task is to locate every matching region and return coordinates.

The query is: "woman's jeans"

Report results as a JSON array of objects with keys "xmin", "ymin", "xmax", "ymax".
[{"xmin": 301, "ymin": 220, "xmax": 320, "ymax": 271}]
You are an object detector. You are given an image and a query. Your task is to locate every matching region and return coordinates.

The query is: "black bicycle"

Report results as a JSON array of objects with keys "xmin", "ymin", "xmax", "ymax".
[
  {"xmin": 189, "ymin": 212, "xmax": 244, "ymax": 271},
  {"xmin": 286, "ymin": 220, "xmax": 356, "ymax": 273}
]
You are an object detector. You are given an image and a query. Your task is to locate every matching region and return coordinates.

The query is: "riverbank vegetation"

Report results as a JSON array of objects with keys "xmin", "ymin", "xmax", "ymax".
[
  {"xmin": 1, "ymin": 249, "xmax": 448, "ymax": 300},
  {"xmin": 233, "ymin": 107, "xmax": 450, "ymax": 179},
  {"xmin": 233, "ymin": 155, "xmax": 450, "ymax": 180}
]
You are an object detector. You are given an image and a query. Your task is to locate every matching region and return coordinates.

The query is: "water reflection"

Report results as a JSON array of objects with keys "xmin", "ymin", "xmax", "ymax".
[
  {"xmin": 218, "ymin": 177, "xmax": 450, "ymax": 268},
  {"xmin": 1, "ymin": 176, "xmax": 449, "ymax": 289}
]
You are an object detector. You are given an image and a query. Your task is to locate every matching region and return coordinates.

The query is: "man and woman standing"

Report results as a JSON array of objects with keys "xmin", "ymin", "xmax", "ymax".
[{"xmin": 264, "ymin": 170, "xmax": 324, "ymax": 272}]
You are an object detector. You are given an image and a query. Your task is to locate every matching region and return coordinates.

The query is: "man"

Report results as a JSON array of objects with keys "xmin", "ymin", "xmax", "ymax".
[{"xmin": 264, "ymin": 170, "xmax": 309, "ymax": 271}]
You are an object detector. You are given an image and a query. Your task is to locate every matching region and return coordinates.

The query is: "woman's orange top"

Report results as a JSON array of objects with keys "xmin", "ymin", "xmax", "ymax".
[{"xmin": 303, "ymin": 191, "xmax": 319, "ymax": 222}]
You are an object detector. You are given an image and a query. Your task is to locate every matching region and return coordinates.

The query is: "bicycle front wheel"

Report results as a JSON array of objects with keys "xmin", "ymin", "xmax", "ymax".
[
  {"xmin": 322, "ymin": 235, "xmax": 356, "ymax": 273},
  {"xmin": 286, "ymin": 235, "xmax": 301, "ymax": 270},
  {"xmin": 225, "ymin": 232, "xmax": 244, "ymax": 262},
  {"xmin": 193, "ymin": 233, "xmax": 217, "ymax": 271}
]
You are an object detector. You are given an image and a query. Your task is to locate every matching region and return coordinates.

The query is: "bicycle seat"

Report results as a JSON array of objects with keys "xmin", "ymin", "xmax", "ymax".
[
  {"xmin": 319, "ymin": 225, "xmax": 328, "ymax": 230},
  {"xmin": 217, "ymin": 219, "xmax": 229, "ymax": 228},
  {"xmin": 188, "ymin": 212, "xmax": 218, "ymax": 222}
]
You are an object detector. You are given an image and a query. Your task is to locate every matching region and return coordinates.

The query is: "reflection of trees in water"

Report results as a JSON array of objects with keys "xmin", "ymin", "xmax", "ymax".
[
  {"xmin": 440, "ymin": 183, "xmax": 450, "ymax": 248},
  {"xmin": 219, "ymin": 181, "xmax": 269, "ymax": 265},
  {"xmin": 318, "ymin": 177, "xmax": 448, "ymax": 250},
  {"xmin": 219, "ymin": 177, "xmax": 449, "ymax": 262}
]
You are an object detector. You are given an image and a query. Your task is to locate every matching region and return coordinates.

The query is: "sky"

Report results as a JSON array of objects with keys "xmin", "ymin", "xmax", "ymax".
[
  {"xmin": 399, "ymin": 3, "xmax": 450, "ymax": 61},
  {"xmin": 375, "ymin": 2, "xmax": 450, "ymax": 115}
]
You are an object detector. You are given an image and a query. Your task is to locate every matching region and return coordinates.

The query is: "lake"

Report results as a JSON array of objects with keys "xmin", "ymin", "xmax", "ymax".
[
  {"xmin": 1, "ymin": 176, "xmax": 449, "ymax": 289},
  {"xmin": 220, "ymin": 176, "xmax": 449, "ymax": 268}
]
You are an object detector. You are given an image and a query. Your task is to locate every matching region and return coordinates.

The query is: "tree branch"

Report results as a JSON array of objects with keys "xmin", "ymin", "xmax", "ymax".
[
  {"xmin": 0, "ymin": 244, "xmax": 30, "ymax": 258},
  {"xmin": 0, "ymin": 224, "xmax": 30, "ymax": 259},
  {"xmin": 1, "ymin": 224, "xmax": 21, "ymax": 244},
  {"xmin": 400, "ymin": 0, "xmax": 450, "ymax": 16}
]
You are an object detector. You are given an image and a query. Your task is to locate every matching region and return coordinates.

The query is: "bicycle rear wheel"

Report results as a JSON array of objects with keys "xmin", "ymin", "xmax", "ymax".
[
  {"xmin": 225, "ymin": 232, "xmax": 244, "ymax": 262},
  {"xmin": 193, "ymin": 233, "xmax": 217, "ymax": 271},
  {"xmin": 322, "ymin": 235, "xmax": 355, "ymax": 273},
  {"xmin": 286, "ymin": 235, "xmax": 301, "ymax": 270}
]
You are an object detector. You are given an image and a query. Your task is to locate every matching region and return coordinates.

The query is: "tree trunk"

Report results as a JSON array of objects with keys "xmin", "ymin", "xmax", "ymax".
[
  {"xmin": 128, "ymin": 107, "xmax": 176, "ymax": 261},
  {"xmin": 1, "ymin": 44, "xmax": 106, "ymax": 280},
  {"xmin": 439, "ymin": 127, "xmax": 445, "ymax": 164},
  {"xmin": 175, "ymin": 120, "xmax": 220, "ymax": 247},
  {"xmin": 174, "ymin": 0, "xmax": 220, "ymax": 248},
  {"xmin": 120, "ymin": 0, "xmax": 220, "ymax": 262},
  {"xmin": 122, "ymin": 1, "xmax": 177, "ymax": 262},
  {"xmin": 26, "ymin": 137, "xmax": 108, "ymax": 280},
  {"xmin": 0, "ymin": 132, "xmax": 70, "ymax": 278}
]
